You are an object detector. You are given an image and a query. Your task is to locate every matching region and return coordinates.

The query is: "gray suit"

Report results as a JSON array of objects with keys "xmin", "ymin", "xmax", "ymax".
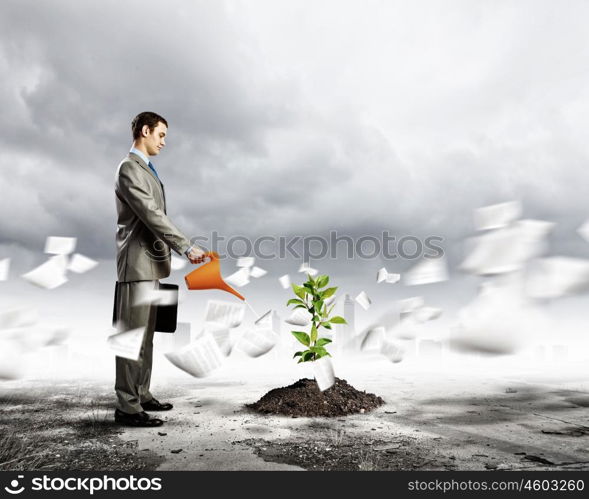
[{"xmin": 114, "ymin": 152, "xmax": 191, "ymax": 413}]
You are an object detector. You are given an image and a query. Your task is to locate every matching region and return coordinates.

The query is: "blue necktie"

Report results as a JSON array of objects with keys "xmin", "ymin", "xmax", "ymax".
[{"xmin": 148, "ymin": 161, "xmax": 160, "ymax": 180}]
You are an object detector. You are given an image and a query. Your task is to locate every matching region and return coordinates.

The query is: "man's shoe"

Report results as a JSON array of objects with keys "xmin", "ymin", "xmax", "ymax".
[
  {"xmin": 114, "ymin": 409, "xmax": 164, "ymax": 427},
  {"xmin": 142, "ymin": 398, "xmax": 173, "ymax": 411}
]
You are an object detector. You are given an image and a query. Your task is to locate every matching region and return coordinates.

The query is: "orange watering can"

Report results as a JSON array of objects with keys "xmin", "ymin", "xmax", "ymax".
[{"xmin": 184, "ymin": 252, "xmax": 245, "ymax": 301}]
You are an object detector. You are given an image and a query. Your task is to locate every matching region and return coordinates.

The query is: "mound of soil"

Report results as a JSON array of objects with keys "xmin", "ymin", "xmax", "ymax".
[{"xmin": 246, "ymin": 378, "xmax": 384, "ymax": 417}]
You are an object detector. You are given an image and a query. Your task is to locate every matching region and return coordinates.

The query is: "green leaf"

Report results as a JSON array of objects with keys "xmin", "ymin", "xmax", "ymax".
[
  {"xmin": 313, "ymin": 300, "xmax": 324, "ymax": 315},
  {"xmin": 302, "ymin": 351, "xmax": 315, "ymax": 362},
  {"xmin": 287, "ymin": 298, "xmax": 305, "ymax": 307},
  {"xmin": 320, "ymin": 287, "xmax": 337, "ymax": 299},
  {"xmin": 316, "ymin": 275, "xmax": 329, "ymax": 288},
  {"xmin": 321, "ymin": 323, "xmax": 332, "ymax": 330},
  {"xmin": 293, "ymin": 351, "xmax": 303, "ymax": 358},
  {"xmin": 310, "ymin": 324, "xmax": 318, "ymax": 344},
  {"xmin": 293, "ymin": 304, "xmax": 307, "ymax": 310},
  {"xmin": 291, "ymin": 331, "xmax": 310, "ymax": 346},
  {"xmin": 316, "ymin": 338, "xmax": 332, "ymax": 347},
  {"xmin": 309, "ymin": 345, "xmax": 328, "ymax": 356},
  {"xmin": 329, "ymin": 316, "xmax": 347, "ymax": 324},
  {"xmin": 292, "ymin": 284, "xmax": 306, "ymax": 300}
]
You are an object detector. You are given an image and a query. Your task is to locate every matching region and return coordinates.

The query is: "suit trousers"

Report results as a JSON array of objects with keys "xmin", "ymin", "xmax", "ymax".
[{"xmin": 114, "ymin": 280, "xmax": 158, "ymax": 414}]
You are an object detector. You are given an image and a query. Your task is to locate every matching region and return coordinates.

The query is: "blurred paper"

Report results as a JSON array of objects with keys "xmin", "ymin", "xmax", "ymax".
[
  {"xmin": 171, "ymin": 255, "xmax": 187, "ymax": 271},
  {"xmin": 0, "ymin": 258, "xmax": 10, "ymax": 281},
  {"xmin": 577, "ymin": 219, "xmax": 589, "ymax": 244},
  {"xmin": 22, "ymin": 257, "xmax": 68, "ymax": 289},
  {"xmin": 107, "ymin": 327, "xmax": 144, "ymax": 361},
  {"xmin": 202, "ymin": 322, "xmax": 232, "ymax": 356},
  {"xmin": 67, "ymin": 253, "xmax": 98, "ymax": 274},
  {"xmin": 285, "ymin": 307, "xmax": 312, "ymax": 326},
  {"xmin": 474, "ymin": 201, "xmax": 522, "ymax": 231},
  {"xmin": 0, "ymin": 307, "xmax": 38, "ymax": 329},
  {"xmin": 204, "ymin": 300, "xmax": 245, "ymax": 328},
  {"xmin": 377, "ymin": 267, "xmax": 400, "ymax": 284},
  {"xmin": 377, "ymin": 267, "xmax": 388, "ymax": 283},
  {"xmin": 250, "ymin": 266, "xmax": 267, "ymax": 278},
  {"xmin": 225, "ymin": 268, "xmax": 250, "ymax": 287},
  {"xmin": 355, "ymin": 291, "xmax": 372, "ymax": 310},
  {"xmin": 299, "ymin": 262, "xmax": 318, "ymax": 276},
  {"xmin": 525, "ymin": 257, "xmax": 589, "ymax": 299},
  {"xmin": 134, "ymin": 287, "xmax": 177, "ymax": 306},
  {"xmin": 461, "ymin": 219, "xmax": 554, "ymax": 275},
  {"xmin": 279, "ymin": 274, "xmax": 291, "ymax": 289},
  {"xmin": 360, "ymin": 326, "xmax": 385, "ymax": 352},
  {"xmin": 0, "ymin": 339, "xmax": 24, "ymax": 379},
  {"xmin": 381, "ymin": 340, "xmax": 404, "ymax": 363},
  {"xmin": 399, "ymin": 297, "xmax": 425, "ymax": 314},
  {"xmin": 413, "ymin": 306, "xmax": 443, "ymax": 323},
  {"xmin": 165, "ymin": 333, "xmax": 224, "ymax": 377},
  {"xmin": 385, "ymin": 273, "xmax": 401, "ymax": 284},
  {"xmin": 44, "ymin": 236, "xmax": 77, "ymax": 255},
  {"xmin": 237, "ymin": 257, "xmax": 255, "ymax": 268},
  {"xmin": 239, "ymin": 326, "xmax": 276, "ymax": 357},
  {"xmin": 313, "ymin": 356, "xmax": 335, "ymax": 391},
  {"xmin": 405, "ymin": 257, "xmax": 448, "ymax": 286}
]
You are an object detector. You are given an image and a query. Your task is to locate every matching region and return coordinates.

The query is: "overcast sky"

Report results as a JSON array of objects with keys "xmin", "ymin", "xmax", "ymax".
[{"xmin": 1, "ymin": 0, "xmax": 589, "ymax": 264}]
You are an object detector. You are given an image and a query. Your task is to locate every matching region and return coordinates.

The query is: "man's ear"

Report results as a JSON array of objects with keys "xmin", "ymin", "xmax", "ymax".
[{"xmin": 142, "ymin": 125, "xmax": 150, "ymax": 137}]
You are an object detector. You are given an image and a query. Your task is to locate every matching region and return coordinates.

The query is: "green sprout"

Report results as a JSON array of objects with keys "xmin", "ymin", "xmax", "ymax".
[{"xmin": 287, "ymin": 274, "xmax": 347, "ymax": 363}]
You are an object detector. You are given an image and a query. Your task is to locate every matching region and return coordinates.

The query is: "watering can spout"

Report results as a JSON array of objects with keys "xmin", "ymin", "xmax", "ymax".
[{"xmin": 184, "ymin": 252, "xmax": 245, "ymax": 301}]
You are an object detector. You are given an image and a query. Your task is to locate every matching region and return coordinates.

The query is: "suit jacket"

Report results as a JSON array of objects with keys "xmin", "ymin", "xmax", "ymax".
[{"xmin": 115, "ymin": 152, "xmax": 191, "ymax": 282}]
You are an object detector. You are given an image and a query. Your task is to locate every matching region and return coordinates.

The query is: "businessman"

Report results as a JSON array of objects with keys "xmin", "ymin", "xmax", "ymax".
[{"xmin": 114, "ymin": 111, "xmax": 205, "ymax": 427}]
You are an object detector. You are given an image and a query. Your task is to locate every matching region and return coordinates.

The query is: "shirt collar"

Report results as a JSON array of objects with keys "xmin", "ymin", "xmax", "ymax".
[{"xmin": 129, "ymin": 147, "xmax": 150, "ymax": 167}]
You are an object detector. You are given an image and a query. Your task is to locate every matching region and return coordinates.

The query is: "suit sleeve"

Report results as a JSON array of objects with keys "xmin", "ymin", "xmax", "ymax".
[{"xmin": 117, "ymin": 163, "xmax": 192, "ymax": 255}]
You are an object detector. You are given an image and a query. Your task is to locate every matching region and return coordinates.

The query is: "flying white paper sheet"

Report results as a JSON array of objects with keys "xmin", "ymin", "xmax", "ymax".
[
  {"xmin": 249, "ymin": 266, "xmax": 267, "ymax": 278},
  {"xmin": 44, "ymin": 236, "xmax": 77, "ymax": 255},
  {"xmin": 449, "ymin": 276, "xmax": 535, "ymax": 355},
  {"xmin": 381, "ymin": 340, "xmax": 404, "ymax": 363},
  {"xmin": 360, "ymin": 326, "xmax": 385, "ymax": 352},
  {"xmin": 279, "ymin": 274, "xmax": 291, "ymax": 289},
  {"xmin": 171, "ymin": 255, "xmax": 187, "ymax": 271},
  {"xmin": 474, "ymin": 201, "xmax": 522, "ymax": 231},
  {"xmin": 577, "ymin": 219, "xmax": 589, "ymax": 244},
  {"xmin": 377, "ymin": 267, "xmax": 388, "ymax": 283},
  {"xmin": 165, "ymin": 333, "xmax": 224, "ymax": 377},
  {"xmin": 0, "ymin": 307, "xmax": 38, "ymax": 330},
  {"xmin": 237, "ymin": 257, "xmax": 255, "ymax": 268},
  {"xmin": 0, "ymin": 339, "xmax": 24, "ymax": 379},
  {"xmin": 204, "ymin": 300, "xmax": 246, "ymax": 328},
  {"xmin": 313, "ymin": 356, "xmax": 335, "ymax": 391},
  {"xmin": 285, "ymin": 308, "xmax": 312, "ymax": 326},
  {"xmin": 413, "ymin": 306, "xmax": 443, "ymax": 323},
  {"xmin": 22, "ymin": 257, "xmax": 68, "ymax": 289},
  {"xmin": 391, "ymin": 315, "xmax": 420, "ymax": 340},
  {"xmin": 239, "ymin": 326, "xmax": 276, "ymax": 357},
  {"xmin": 202, "ymin": 322, "xmax": 232, "ymax": 356},
  {"xmin": 398, "ymin": 297, "xmax": 425, "ymax": 314},
  {"xmin": 67, "ymin": 253, "xmax": 98, "ymax": 274},
  {"xmin": 299, "ymin": 262, "xmax": 318, "ymax": 276},
  {"xmin": 107, "ymin": 327, "xmax": 145, "ymax": 361},
  {"xmin": 355, "ymin": 291, "xmax": 372, "ymax": 310},
  {"xmin": 525, "ymin": 257, "xmax": 589, "ymax": 299},
  {"xmin": 405, "ymin": 257, "xmax": 449, "ymax": 286},
  {"xmin": 385, "ymin": 273, "xmax": 401, "ymax": 284},
  {"xmin": 134, "ymin": 287, "xmax": 178, "ymax": 307},
  {"xmin": 461, "ymin": 219, "xmax": 554, "ymax": 275},
  {"xmin": 225, "ymin": 268, "xmax": 250, "ymax": 287},
  {"xmin": 0, "ymin": 258, "xmax": 10, "ymax": 281}
]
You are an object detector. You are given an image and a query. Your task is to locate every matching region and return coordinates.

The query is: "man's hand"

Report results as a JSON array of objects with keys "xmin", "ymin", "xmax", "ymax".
[{"xmin": 186, "ymin": 245, "xmax": 207, "ymax": 264}]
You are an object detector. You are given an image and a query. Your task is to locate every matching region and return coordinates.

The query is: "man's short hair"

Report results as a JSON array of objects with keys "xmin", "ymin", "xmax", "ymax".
[{"xmin": 131, "ymin": 111, "xmax": 168, "ymax": 140}]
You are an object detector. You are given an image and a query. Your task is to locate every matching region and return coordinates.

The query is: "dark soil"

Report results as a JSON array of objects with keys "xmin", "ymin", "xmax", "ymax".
[{"xmin": 246, "ymin": 378, "xmax": 385, "ymax": 417}]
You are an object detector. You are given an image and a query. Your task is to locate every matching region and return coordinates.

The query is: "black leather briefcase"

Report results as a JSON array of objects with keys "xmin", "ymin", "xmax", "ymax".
[{"xmin": 112, "ymin": 282, "xmax": 178, "ymax": 333}]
